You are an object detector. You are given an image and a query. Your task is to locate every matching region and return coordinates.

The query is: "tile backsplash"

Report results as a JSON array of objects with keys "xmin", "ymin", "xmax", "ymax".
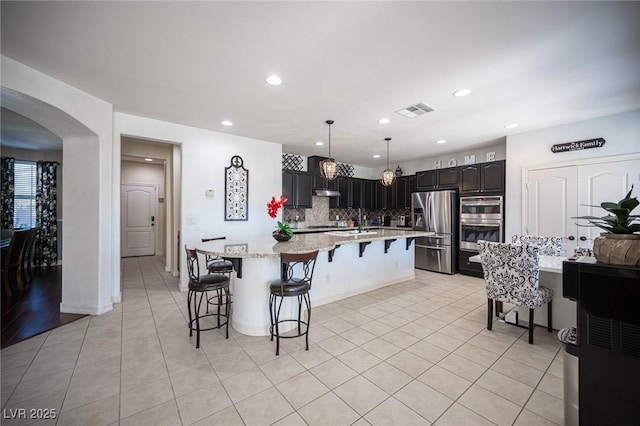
[{"xmin": 284, "ymin": 196, "xmax": 411, "ymax": 227}]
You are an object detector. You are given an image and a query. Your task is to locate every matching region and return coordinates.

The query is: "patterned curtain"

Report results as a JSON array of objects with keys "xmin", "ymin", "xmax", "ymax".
[
  {"xmin": 1, "ymin": 157, "xmax": 15, "ymax": 228},
  {"xmin": 35, "ymin": 161, "xmax": 58, "ymax": 267}
]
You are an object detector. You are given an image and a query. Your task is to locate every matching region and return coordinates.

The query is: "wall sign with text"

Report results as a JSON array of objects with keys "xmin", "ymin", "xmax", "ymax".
[{"xmin": 551, "ymin": 138, "xmax": 606, "ymax": 153}]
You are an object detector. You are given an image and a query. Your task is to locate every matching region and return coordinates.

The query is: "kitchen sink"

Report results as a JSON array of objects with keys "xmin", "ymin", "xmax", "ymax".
[{"xmin": 325, "ymin": 230, "xmax": 378, "ymax": 237}]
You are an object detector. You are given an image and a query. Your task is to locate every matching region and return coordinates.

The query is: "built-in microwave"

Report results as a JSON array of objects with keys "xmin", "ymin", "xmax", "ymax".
[{"xmin": 460, "ymin": 196, "xmax": 503, "ymax": 251}]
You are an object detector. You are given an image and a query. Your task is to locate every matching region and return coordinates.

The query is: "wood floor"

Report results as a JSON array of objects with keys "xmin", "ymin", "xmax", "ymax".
[{"xmin": 1, "ymin": 265, "xmax": 86, "ymax": 349}]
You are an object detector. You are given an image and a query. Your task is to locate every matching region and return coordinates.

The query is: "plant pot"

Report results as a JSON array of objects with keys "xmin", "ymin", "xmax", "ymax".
[
  {"xmin": 272, "ymin": 229, "xmax": 292, "ymax": 242},
  {"xmin": 593, "ymin": 234, "xmax": 640, "ymax": 266}
]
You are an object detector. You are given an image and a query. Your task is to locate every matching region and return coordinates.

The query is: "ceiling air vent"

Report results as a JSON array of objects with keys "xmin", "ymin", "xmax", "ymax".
[{"xmin": 395, "ymin": 102, "xmax": 437, "ymax": 118}]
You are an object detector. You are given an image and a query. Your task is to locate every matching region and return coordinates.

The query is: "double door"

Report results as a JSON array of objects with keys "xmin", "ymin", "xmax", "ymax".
[{"xmin": 525, "ymin": 158, "xmax": 639, "ymax": 255}]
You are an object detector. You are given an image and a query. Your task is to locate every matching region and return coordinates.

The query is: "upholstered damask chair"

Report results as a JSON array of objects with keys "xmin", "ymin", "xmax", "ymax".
[
  {"xmin": 574, "ymin": 247, "xmax": 594, "ymax": 257},
  {"xmin": 478, "ymin": 241, "xmax": 553, "ymax": 344},
  {"xmin": 511, "ymin": 234, "xmax": 563, "ymax": 256}
]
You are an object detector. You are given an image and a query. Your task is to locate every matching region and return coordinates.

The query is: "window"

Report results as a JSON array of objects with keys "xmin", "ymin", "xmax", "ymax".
[{"xmin": 14, "ymin": 161, "xmax": 36, "ymax": 229}]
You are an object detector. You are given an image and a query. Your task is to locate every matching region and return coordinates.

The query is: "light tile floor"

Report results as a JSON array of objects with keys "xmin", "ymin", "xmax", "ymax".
[{"xmin": 1, "ymin": 256, "xmax": 565, "ymax": 425}]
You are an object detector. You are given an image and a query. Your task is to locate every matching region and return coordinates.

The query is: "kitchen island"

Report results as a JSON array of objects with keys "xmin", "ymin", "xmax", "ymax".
[{"xmin": 196, "ymin": 229, "xmax": 431, "ymax": 336}]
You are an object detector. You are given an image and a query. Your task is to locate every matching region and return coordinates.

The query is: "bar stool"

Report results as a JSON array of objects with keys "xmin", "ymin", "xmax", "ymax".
[
  {"xmin": 185, "ymin": 246, "xmax": 231, "ymax": 348},
  {"xmin": 201, "ymin": 237, "xmax": 234, "ymax": 312},
  {"xmin": 269, "ymin": 250, "xmax": 318, "ymax": 355}
]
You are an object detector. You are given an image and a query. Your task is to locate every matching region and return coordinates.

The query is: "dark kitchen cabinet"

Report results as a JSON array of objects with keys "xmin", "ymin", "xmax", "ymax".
[
  {"xmin": 330, "ymin": 177, "xmax": 367, "ymax": 209},
  {"xmin": 392, "ymin": 176, "xmax": 415, "ymax": 209},
  {"xmin": 458, "ymin": 250, "xmax": 484, "ymax": 278},
  {"xmin": 416, "ymin": 170, "xmax": 437, "ymax": 189},
  {"xmin": 282, "ymin": 170, "xmax": 312, "ymax": 208},
  {"xmin": 375, "ymin": 181, "xmax": 391, "ymax": 209},
  {"xmin": 460, "ymin": 160, "xmax": 505, "ymax": 194},
  {"xmin": 416, "ymin": 168, "xmax": 459, "ymax": 190},
  {"xmin": 362, "ymin": 180, "xmax": 374, "ymax": 210}
]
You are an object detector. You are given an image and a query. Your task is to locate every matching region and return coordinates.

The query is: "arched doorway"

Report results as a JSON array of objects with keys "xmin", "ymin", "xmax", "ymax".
[{"xmin": 1, "ymin": 87, "xmax": 113, "ymax": 315}]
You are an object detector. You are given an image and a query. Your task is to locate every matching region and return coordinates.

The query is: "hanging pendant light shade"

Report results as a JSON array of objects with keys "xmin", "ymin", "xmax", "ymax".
[
  {"xmin": 379, "ymin": 137, "xmax": 395, "ymax": 186},
  {"xmin": 320, "ymin": 120, "xmax": 338, "ymax": 180}
]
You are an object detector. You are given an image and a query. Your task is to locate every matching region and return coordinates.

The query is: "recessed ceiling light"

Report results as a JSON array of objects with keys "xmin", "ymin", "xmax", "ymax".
[
  {"xmin": 436, "ymin": 140, "xmax": 447, "ymax": 144},
  {"xmin": 221, "ymin": 120, "xmax": 233, "ymax": 126},
  {"xmin": 144, "ymin": 158, "xmax": 153, "ymax": 162},
  {"xmin": 504, "ymin": 123, "xmax": 518, "ymax": 129},
  {"xmin": 315, "ymin": 141, "xmax": 324, "ymax": 146},
  {"xmin": 378, "ymin": 118, "xmax": 390, "ymax": 124},
  {"xmin": 265, "ymin": 75, "xmax": 282, "ymax": 86},
  {"xmin": 453, "ymin": 89, "xmax": 471, "ymax": 97},
  {"xmin": 373, "ymin": 154, "xmax": 381, "ymax": 159}
]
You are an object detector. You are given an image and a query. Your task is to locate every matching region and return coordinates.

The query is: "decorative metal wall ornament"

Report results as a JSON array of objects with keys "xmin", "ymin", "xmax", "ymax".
[
  {"xmin": 320, "ymin": 120, "xmax": 338, "ymax": 180},
  {"xmin": 379, "ymin": 138, "xmax": 396, "ymax": 187},
  {"xmin": 282, "ymin": 153, "xmax": 303, "ymax": 171},
  {"xmin": 225, "ymin": 155, "xmax": 249, "ymax": 221},
  {"xmin": 337, "ymin": 163, "xmax": 355, "ymax": 177}
]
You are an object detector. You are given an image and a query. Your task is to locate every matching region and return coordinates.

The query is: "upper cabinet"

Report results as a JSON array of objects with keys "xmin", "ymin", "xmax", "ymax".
[
  {"xmin": 392, "ymin": 176, "xmax": 416, "ymax": 209},
  {"xmin": 416, "ymin": 167, "xmax": 459, "ymax": 190},
  {"xmin": 282, "ymin": 170, "xmax": 312, "ymax": 208},
  {"xmin": 459, "ymin": 160, "xmax": 505, "ymax": 194}
]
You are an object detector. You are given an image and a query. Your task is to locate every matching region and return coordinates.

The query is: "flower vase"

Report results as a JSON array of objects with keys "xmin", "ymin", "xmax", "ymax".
[{"xmin": 272, "ymin": 229, "xmax": 292, "ymax": 242}]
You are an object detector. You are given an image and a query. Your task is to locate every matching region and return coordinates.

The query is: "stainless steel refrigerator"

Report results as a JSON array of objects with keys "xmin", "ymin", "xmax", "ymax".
[{"xmin": 412, "ymin": 190, "xmax": 458, "ymax": 274}]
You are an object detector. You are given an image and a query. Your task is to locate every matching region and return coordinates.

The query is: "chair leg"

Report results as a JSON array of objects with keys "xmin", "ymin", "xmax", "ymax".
[
  {"xmin": 487, "ymin": 298, "xmax": 494, "ymax": 330},
  {"xmin": 224, "ymin": 287, "xmax": 230, "ymax": 339},
  {"xmin": 269, "ymin": 293, "xmax": 275, "ymax": 341},
  {"xmin": 187, "ymin": 290, "xmax": 194, "ymax": 337},
  {"xmin": 195, "ymin": 291, "xmax": 204, "ymax": 348},
  {"xmin": 547, "ymin": 300, "xmax": 553, "ymax": 332},
  {"xmin": 275, "ymin": 296, "xmax": 284, "ymax": 356},
  {"xmin": 304, "ymin": 293, "xmax": 311, "ymax": 351},
  {"xmin": 529, "ymin": 308, "xmax": 535, "ymax": 344},
  {"xmin": 495, "ymin": 300, "xmax": 502, "ymax": 317},
  {"xmin": 297, "ymin": 295, "xmax": 302, "ymax": 335}
]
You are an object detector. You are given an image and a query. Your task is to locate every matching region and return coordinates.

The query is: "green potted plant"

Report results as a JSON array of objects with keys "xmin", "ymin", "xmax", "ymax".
[{"xmin": 575, "ymin": 185, "xmax": 640, "ymax": 265}]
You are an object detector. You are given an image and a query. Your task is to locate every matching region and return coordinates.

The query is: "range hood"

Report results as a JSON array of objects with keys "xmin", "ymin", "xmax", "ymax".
[{"xmin": 314, "ymin": 189, "xmax": 341, "ymax": 197}]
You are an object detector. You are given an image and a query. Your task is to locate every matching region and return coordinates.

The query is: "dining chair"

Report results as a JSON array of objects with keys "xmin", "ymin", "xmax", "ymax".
[
  {"xmin": 269, "ymin": 250, "xmax": 318, "ymax": 355},
  {"xmin": 511, "ymin": 234, "xmax": 563, "ymax": 256},
  {"xmin": 23, "ymin": 228, "xmax": 39, "ymax": 282},
  {"xmin": 1, "ymin": 229, "xmax": 30, "ymax": 296},
  {"xmin": 478, "ymin": 240, "xmax": 553, "ymax": 344},
  {"xmin": 185, "ymin": 246, "xmax": 231, "ymax": 348},
  {"xmin": 574, "ymin": 247, "xmax": 594, "ymax": 257}
]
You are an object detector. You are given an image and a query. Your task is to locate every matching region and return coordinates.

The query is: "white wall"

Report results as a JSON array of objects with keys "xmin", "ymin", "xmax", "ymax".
[
  {"xmin": 394, "ymin": 141, "xmax": 507, "ymax": 176},
  {"xmin": 114, "ymin": 113, "xmax": 283, "ymax": 290},
  {"xmin": 1, "ymin": 55, "xmax": 115, "ymax": 315},
  {"xmin": 505, "ymin": 109, "xmax": 640, "ymax": 238}
]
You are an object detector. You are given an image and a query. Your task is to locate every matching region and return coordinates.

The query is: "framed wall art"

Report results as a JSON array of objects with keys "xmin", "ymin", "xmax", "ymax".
[{"xmin": 225, "ymin": 155, "xmax": 249, "ymax": 221}]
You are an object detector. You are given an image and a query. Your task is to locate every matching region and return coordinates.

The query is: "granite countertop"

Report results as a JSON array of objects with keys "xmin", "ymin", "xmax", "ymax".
[
  {"xmin": 293, "ymin": 225, "xmax": 413, "ymax": 234},
  {"xmin": 196, "ymin": 229, "xmax": 431, "ymax": 258}
]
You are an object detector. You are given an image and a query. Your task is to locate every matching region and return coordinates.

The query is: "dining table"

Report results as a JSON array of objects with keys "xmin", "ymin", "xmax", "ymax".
[{"xmin": 469, "ymin": 253, "xmax": 578, "ymax": 330}]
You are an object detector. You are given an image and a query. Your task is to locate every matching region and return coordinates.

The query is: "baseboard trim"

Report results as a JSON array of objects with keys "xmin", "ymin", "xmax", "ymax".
[{"xmin": 60, "ymin": 302, "xmax": 113, "ymax": 315}]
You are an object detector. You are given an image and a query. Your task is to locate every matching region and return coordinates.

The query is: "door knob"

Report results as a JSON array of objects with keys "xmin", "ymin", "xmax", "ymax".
[{"xmin": 567, "ymin": 236, "xmax": 575, "ymax": 241}]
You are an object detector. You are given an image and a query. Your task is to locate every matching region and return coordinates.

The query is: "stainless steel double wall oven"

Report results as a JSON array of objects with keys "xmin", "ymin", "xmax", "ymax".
[{"xmin": 459, "ymin": 195, "xmax": 504, "ymax": 251}]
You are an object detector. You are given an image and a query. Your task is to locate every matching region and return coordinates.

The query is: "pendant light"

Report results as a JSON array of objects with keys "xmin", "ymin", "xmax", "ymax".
[
  {"xmin": 379, "ymin": 137, "xmax": 395, "ymax": 186},
  {"xmin": 320, "ymin": 120, "xmax": 338, "ymax": 180}
]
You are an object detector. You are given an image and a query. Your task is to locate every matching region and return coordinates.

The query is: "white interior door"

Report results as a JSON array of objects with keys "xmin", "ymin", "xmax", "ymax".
[
  {"xmin": 577, "ymin": 159, "xmax": 640, "ymax": 244},
  {"xmin": 121, "ymin": 184, "xmax": 157, "ymax": 257},
  {"xmin": 525, "ymin": 166, "xmax": 578, "ymax": 256}
]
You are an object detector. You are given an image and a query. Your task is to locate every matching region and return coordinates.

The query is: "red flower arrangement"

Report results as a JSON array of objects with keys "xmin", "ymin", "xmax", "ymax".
[{"xmin": 267, "ymin": 195, "xmax": 294, "ymax": 237}]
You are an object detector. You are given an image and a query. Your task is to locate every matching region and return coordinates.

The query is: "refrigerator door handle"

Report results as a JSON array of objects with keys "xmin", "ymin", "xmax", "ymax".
[{"xmin": 416, "ymin": 244, "xmax": 447, "ymax": 250}]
